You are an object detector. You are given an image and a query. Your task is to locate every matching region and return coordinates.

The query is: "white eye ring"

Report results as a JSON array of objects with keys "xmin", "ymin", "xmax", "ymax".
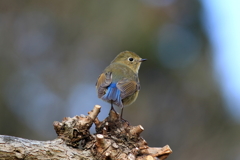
[{"xmin": 128, "ymin": 57, "xmax": 134, "ymax": 61}]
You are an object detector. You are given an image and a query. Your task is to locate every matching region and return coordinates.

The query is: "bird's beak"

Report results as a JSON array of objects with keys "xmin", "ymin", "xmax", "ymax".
[{"xmin": 139, "ymin": 59, "xmax": 147, "ymax": 62}]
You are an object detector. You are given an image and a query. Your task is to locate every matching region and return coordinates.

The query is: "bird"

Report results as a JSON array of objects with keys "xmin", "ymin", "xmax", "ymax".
[{"xmin": 96, "ymin": 51, "xmax": 146, "ymax": 118}]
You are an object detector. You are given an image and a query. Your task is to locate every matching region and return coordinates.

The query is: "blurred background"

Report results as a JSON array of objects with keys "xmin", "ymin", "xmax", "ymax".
[{"xmin": 0, "ymin": 0, "xmax": 240, "ymax": 159}]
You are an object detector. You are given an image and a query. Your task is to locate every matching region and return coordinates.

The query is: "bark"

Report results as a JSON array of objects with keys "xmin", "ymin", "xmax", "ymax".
[{"xmin": 0, "ymin": 105, "xmax": 172, "ymax": 160}]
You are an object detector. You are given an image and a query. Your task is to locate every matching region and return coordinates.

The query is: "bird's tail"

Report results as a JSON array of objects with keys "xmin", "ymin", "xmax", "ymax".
[{"xmin": 102, "ymin": 83, "xmax": 123, "ymax": 108}]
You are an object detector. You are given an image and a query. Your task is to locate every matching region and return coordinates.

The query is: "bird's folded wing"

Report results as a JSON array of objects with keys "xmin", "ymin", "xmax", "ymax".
[
  {"xmin": 117, "ymin": 78, "xmax": 140, "ymax": 99},
  {"xmin": 96, "ymin": 72, "xmax": 112, "ymax": 98}
]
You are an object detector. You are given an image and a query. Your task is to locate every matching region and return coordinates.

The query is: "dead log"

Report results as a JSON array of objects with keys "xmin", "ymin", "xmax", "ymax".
[{"xmin": 0, "ymin": 105, "xmax": 172, "ymax": 160}]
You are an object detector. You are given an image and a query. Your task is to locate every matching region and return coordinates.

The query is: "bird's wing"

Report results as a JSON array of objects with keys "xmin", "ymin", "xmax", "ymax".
[
  {"xmin": 117, "ymin": 78, "xmax": 140, "ymax": 100},
  {"xmin": 96, "ymin": 72, "xmax": 112, "ymax": 98}
]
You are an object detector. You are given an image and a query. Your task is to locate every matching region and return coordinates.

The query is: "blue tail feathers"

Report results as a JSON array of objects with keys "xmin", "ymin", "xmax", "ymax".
[{"xmin": 102, "ymin": 83, "xmax": 123, "ymax": 107}]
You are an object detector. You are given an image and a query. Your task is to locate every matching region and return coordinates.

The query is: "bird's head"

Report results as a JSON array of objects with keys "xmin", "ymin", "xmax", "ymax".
[{"xmin": 111, "ymin": 51, "xmax": 146, "ymax": 73}]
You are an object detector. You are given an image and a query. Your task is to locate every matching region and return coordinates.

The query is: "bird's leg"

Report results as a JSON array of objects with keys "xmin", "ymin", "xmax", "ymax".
[
  {"xmin": 110, "ymin": 100, "xmax": 116, "ymax": 112},
  {"xmin": 111, "ymin": 100, "xmax": 113, "ymax": 110},
  {"xmin": 120, "ymin": 107, "xmax": 129, "ymax": 123},
  {"xmin": 120, "ymin": 107, "xmax": 124, "ymax": 119}
]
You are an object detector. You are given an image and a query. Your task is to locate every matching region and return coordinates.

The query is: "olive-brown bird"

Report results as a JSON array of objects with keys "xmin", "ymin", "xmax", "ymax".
[{"xmin": 96, "ymin": 51, "xmax": 146, "ymax": 118}]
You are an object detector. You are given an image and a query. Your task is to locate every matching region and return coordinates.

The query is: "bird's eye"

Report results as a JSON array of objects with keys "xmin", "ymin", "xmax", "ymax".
[{"xmin": 128, "ymin": 57, "xmax": 134, "ymax": 61}]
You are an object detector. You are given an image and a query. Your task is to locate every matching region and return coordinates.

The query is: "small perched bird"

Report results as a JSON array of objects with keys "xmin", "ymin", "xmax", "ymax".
[{"xmin": 96, "ymin": 51, "xmax": 146, "ymax": 118}]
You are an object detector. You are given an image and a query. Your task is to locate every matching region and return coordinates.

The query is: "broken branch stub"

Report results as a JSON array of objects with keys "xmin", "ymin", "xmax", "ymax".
[
  {"xmin": 53, "ymin": 105, "xmax": 172, "ymax": 159},
  {"xmin": 53, "ymin": 105, "xmax": 101, "ymax": 147}
]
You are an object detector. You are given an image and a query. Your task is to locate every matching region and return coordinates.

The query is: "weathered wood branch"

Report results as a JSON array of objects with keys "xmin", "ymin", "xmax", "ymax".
[
  {"xmin": 0, "ymin": 136, "xmax": 93, "ymax": 159},
  {"xmin": 0, "ymin": 105, "xmax": 172, "ymax": 160}
]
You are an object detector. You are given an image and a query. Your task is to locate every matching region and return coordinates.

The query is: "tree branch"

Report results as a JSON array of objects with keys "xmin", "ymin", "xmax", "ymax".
[{"xmin": 0, "ymin": 105, "xmax": 172, "ymax": 160}]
